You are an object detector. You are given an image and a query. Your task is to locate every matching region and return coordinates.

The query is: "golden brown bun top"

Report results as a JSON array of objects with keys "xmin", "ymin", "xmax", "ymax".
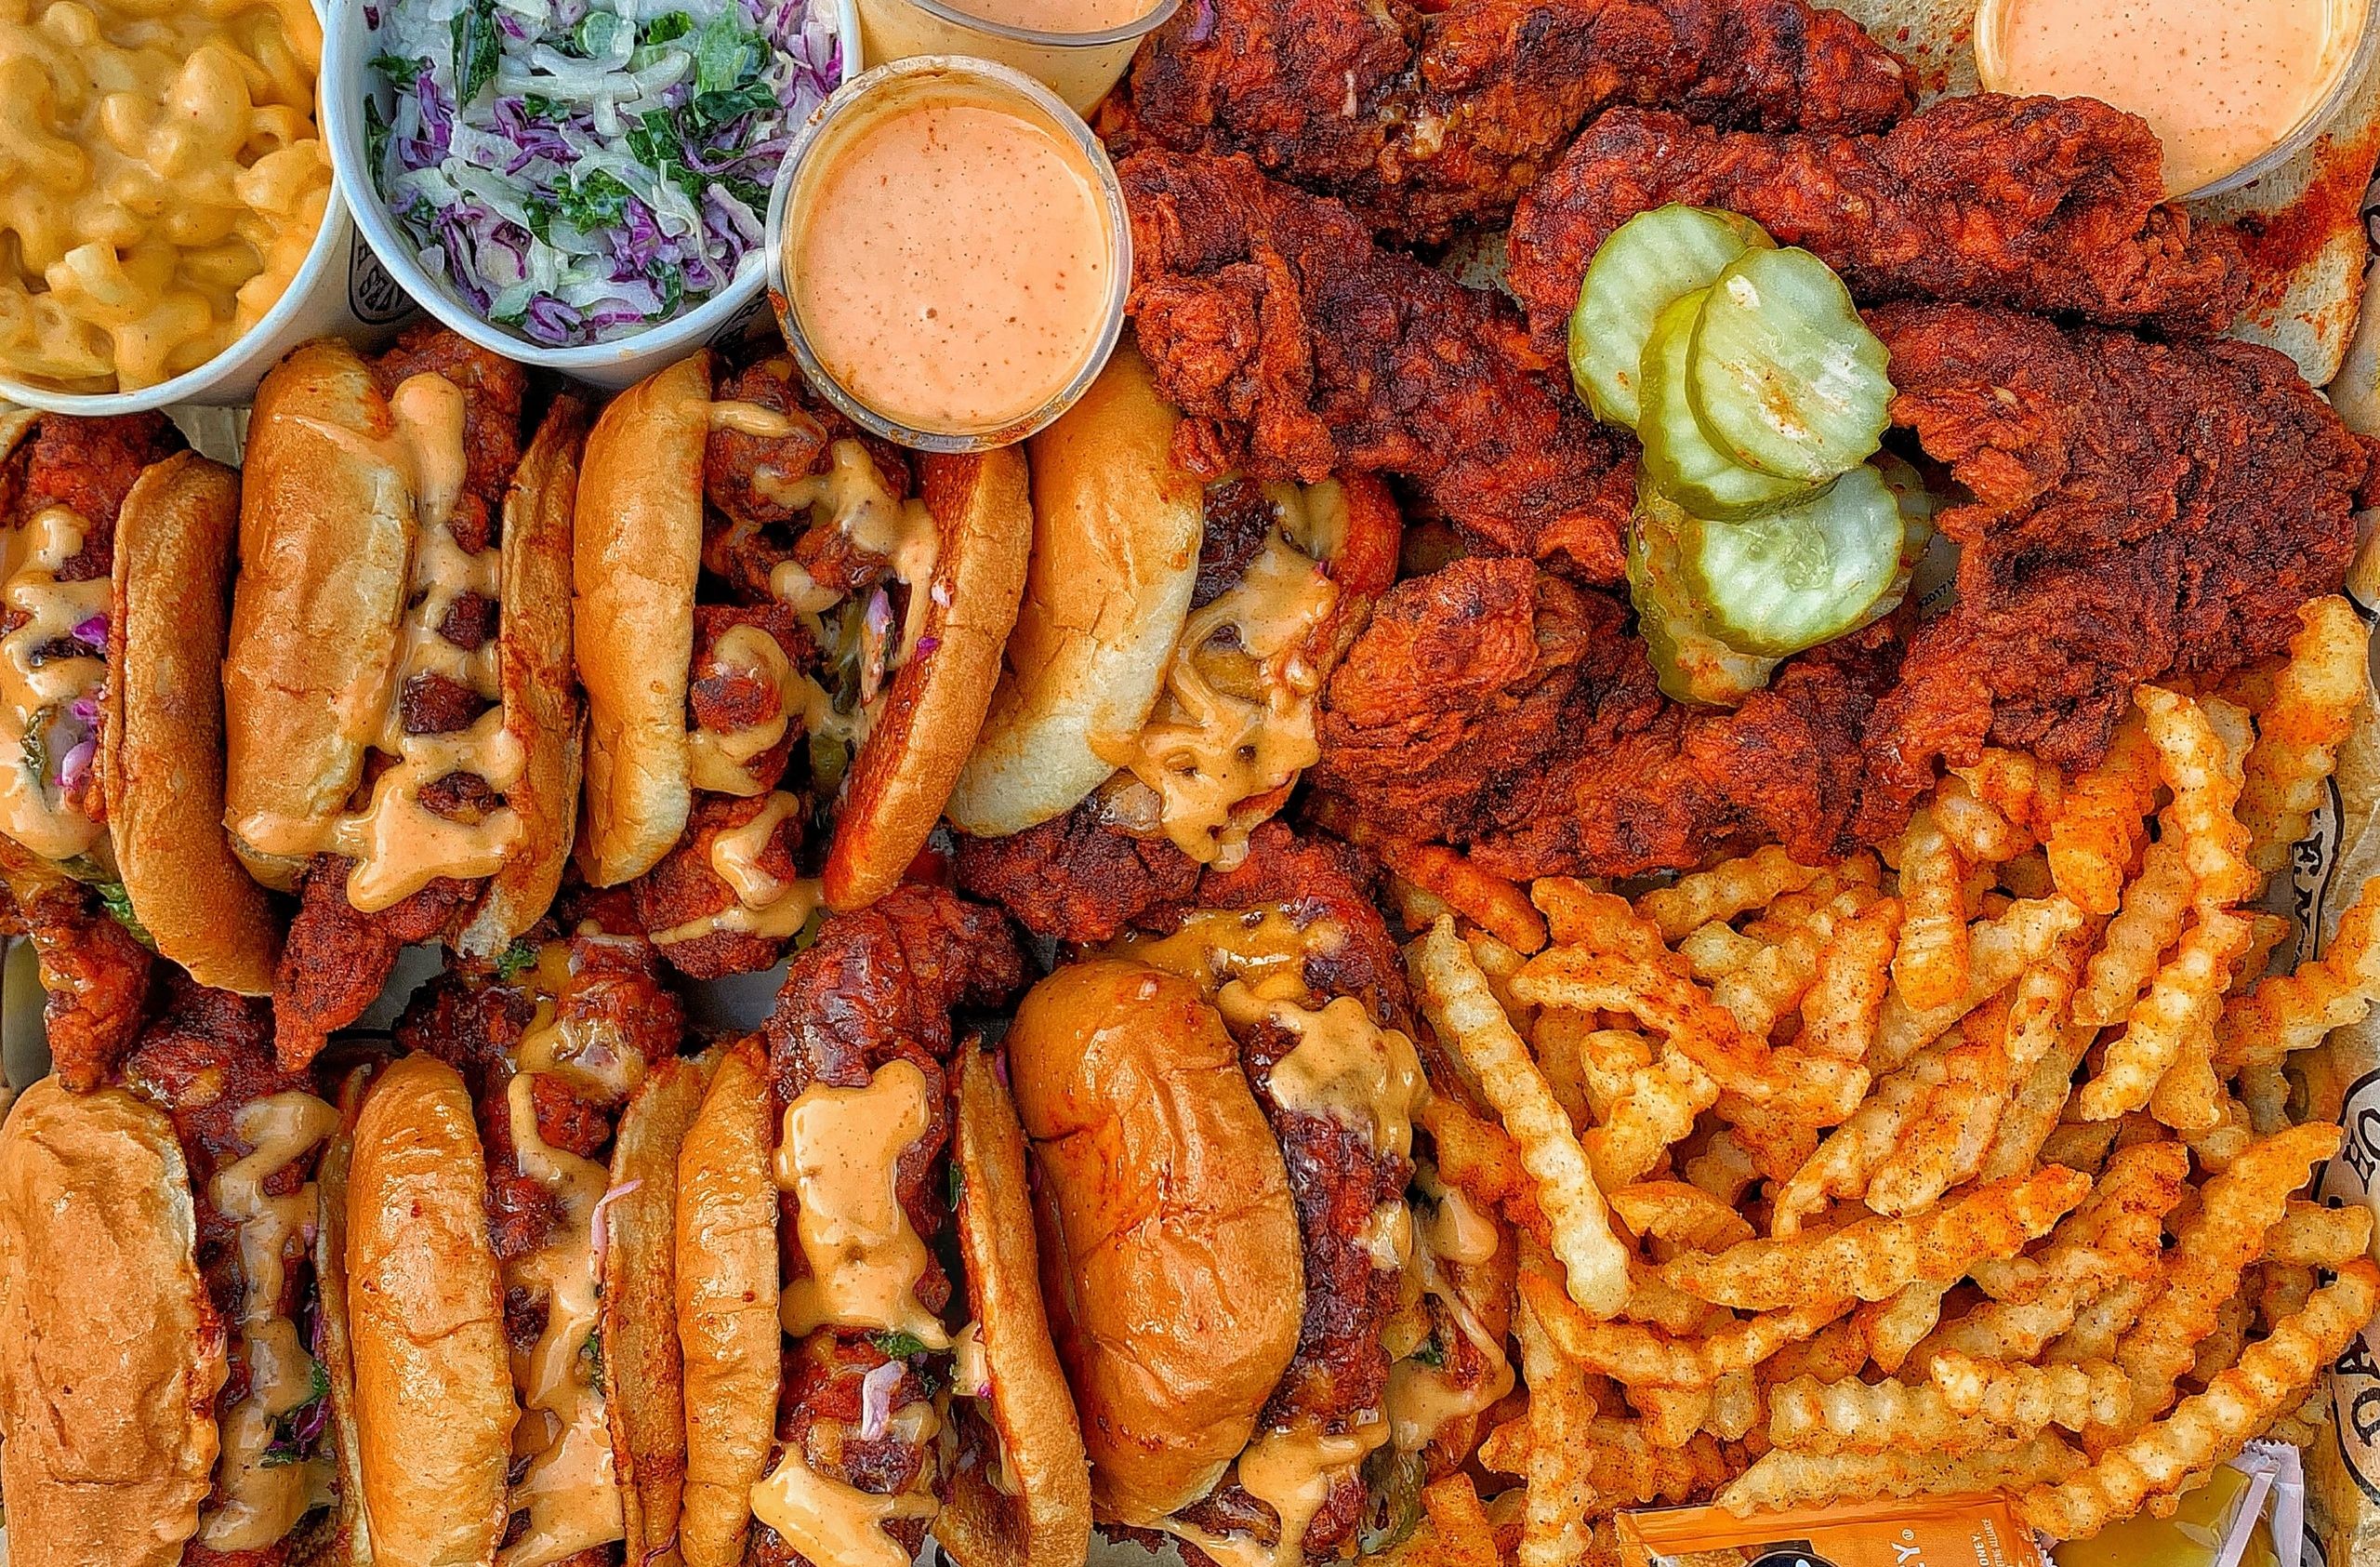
[
  {"xmin": 945, "ymin": 344, "xmax": 1202, "ymax": 840},
  {"xmin": 343, "ymin": 1054, "xmax": 516, "ymax": 1567},
  {"xmin": 942, "ymin": 1042, "xmax": 1092, "ymax": 1567},
  {"xmin": 0, "ymin": 1078, "xmax": 223, "ymax": 1567},
  {"xmin": 823, "ymin": 445, "xmax": 1033, "ymax": 910},
  {"xmin": 1006, "ymin": 959, "xmax": 1302, "ymax": 1525},
  {"xmin": 106, "ymin": 451, "xmax": 281, "ymax": 994},
  {"xmin": 222, "ymin": 337, "xmax": 417, "ymax": 891},
  {"xmin": 574, "ymin": 350, "xmax": 710, "ymax": 888}
]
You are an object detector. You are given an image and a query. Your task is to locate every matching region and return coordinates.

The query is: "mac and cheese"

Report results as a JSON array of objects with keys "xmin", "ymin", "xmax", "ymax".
[{"xmin": 0, "ymin": 0, "xmax": 331, "ymax": 391}]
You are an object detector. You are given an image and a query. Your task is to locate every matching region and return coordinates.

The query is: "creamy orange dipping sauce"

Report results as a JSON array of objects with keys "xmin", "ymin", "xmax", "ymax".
[
  {"xmin": 941, "ymin": 0, "xmax": 1151, "ymax": 33},
  {"xmin": 789, "ymin": 90, "xmax": 1115, "ymax": 435},
  {"xmin": 1980, "ymin": 0, "xmax": 2365, "ymax": 196}
]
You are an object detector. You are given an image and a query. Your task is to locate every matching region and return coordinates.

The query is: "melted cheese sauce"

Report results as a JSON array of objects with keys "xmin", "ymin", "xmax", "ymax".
[
  {"xmin": 646, "ymin": 790, "xmax": 825, "ymax": 950},
  {"xmin": 200, "ymin": 1091, "xmax": 339, "ymax": 1553},
  {"xmin": 1095, "ymin": 484, "xmax": 1344, "ymax": 871},
  {"xmin": 774, "ymin": 1057, "xmax": 948, "ymax": 1345},
  {"xmin": 1155, "ymin": 1421, "xmax": 1387, "ymax": 1567},
  {"xmin": 688, "ymin": 625, "xmax": 799, "ymax": 797},
  {"xmin": 499, "ymin": 1072, "xmax": 624, "ymax": 1567},
  {"xmin": 0, "ymin": 499, "xmax": 109, "ymax": 864},
  {"xmin": 234, "ymin": 373, "xmax": 524, "ymax": 910},
  {"xmin": 1382, "ymin": 1165, "xmax": 1514, "ymax": 1454},
  {"xmin": 1111, "ymin": 906, "xmax": 1348, "ymax": 1003},
  {"xmin": 755, "ymin": 438, "xmax": 943, "ymax": 672},
  {"xmin": 752, "ymin": 1443, "xmax": 941, "ymax": 1567}
]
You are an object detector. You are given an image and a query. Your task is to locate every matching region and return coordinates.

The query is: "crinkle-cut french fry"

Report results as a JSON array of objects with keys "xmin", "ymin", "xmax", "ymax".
[
  {"xmin": 1420, "ymin": 1094, "xmax": 1535, "ymax": 1221},
  {"xmin": 1469, "ymin": 928, "xmax": 1535, "ymax": 1029},
  {"xmin": 1415, "ymin": 920, "xmax": 1630, "ymax": 1320},
  {"xmin": 1574, "ymin": 1421, "xmax": 1736, "ymax": 1506},
  {"xmin": 1610, "ymin": 1181, "xmax": 1756, "ymax": 1257},
  {"xmin": 2047, "ymin": 716, "xmax": 2161, "ymax": 916},
  {"xmin": 2034, "ymin": 1117, "xmax": 2121, "ymax": 1179},
  {"xmin": 1935, "ymin": 773, "xmax": 2030, "ymax": 865},
  {"xmin": 1873, "ymin": 897, "xmax": 2086, "ymax": 1072},
  {"xmin": 1514, "ymin": 1295, "xmax": 1601, "ymax": 1567},
  {"xmin": 2215, "ymin": 875, "xmax": 2380, "ymax": 1069},
  {"xmin": 2241, "ymin": 595, "xmax": 2366, "ymax": 876},
  {"xmin": 1587, "ymin": 1046, "xmax": 1715, "ymax": 1192},
  {"xmin": 1387, "ymin": 872, "xmax": 1457, "ymax": 936},
  {"xmin": 2175, "ymin": 1087, "xmax": 2253, "ymax": 1172},
  {"xmin": 2261, "ymin": 1385, "xmax": 2334, "ymax": 1450},
  {"xmin": 1635, "ymin": 847, "xmax": 1830, "ymax": 942},
  {"xmin": 1714, "ymin": 1084, "xmax": 1826, "ymax": 1185},
  {"xmin": 1514, "ymin": 947, "xmax": 1772, "ymax": 1099},
  {"xmin": 1667, "ymin": 1166, "xmax": 2090, "ymax": 1311},
  {"xmin": 2074, "ymin": 840, "xmax": 2195, "ymax": 1029},
  {"xmin": 1977, "ymin": 1025, "xmax": 2096, "ymax": 1184},
  {"xmin": 2054, "ymin": 1277, "xmax": 2153, "ymax": 1366},
  {"xmin": 2150, "ymin": 1042, "xmax": 2229, "ymax": 1139},
  {"xmin": 2239, "ymin": 1061, "xmax": 2294, "ymax": 1138},
  {"xmin": 1894, "ymin": 804, "xmax": 1973, "ymax": 1012},
  {"xmin": 1680, "ymin": 921, "xmax": 1765, "ymax": 981},
  {"xmin": 1624, "ymin": 1260, "xmax": 1725, "ymax": 1335},
  {"xmin": 1521, "ymin": 1265, "xmax": 1850, "ymax": 1388},
  {"xmin": 1387, "ymin": 839, "xmax": 1550, "ymax": 954},
  {"xmin": 1412, "ymin": 1475, "xmax": 1504, "ymax": 1567},
  {"xmin": 1627, "ymin": 1383, "xmax": 1712, "ymax": 1450},
  {"xmin": 2138, "ymin": 685, "xmax": 2258, "ymax": 908},
  {"xmin": 1685, "ymin": 1131, "xmax": 1760, "ymax": 1205},
  {"xmin": 1768, "ymin": 1374, "xmax": 2012, "ymax": 1455},
  {"xmin": 1708, "ymin": 1368, "xmax": 1761, "ymax": 1442},
  {"xmin": 2261, "ymin": 1198, "xmax": 2374, "ymax": 1266},
  {"xmin": 1927, "ymin": 1353, "xmax": 2135, "ymax": 1436},
  {"xmin": 1801, "ymin": 896, "xmax": 1901, "ymax": 1065},
  {"xmin": 2261, "ymin": 1263, "xmax": 2318, "ymax": 1334},
  {"xmin": 1759, "ymin": 1318, "xmax": 1871, "ymax": 1389},
  {"xmin": 2018, "ymin": 1259, "xmax": 2380, "ymax": 1540},
  {"xmin": 1771, "ymin": 1066, "xmax": 1929, "ymax": 1235},
  {"xmin": 2234, "ymin": 913, "xmax": 2294, "ymax": 993},
  {"xmin": 1858, "ymin": 1278, "xmax": 1953, "ymax": 1374},
  {"xmin": 2079, "ymin": 909, "xmax": 2250, "ymax": 1123},
  {"xmin": 2000, "ymin": 850, "xmax": 2056, "ymax": 900},
  {"xmin": 1534, "ymin": 882, "xmax": 1671, "ymax": 960},
  {"xmin": 1720, "ymin": 1433, "xmax": 2082, "ymax": 1517},
  {"xmin": 2187, "ymin": 1290, "xmax": 2255, "ymax": 1390},
  {"xmin": 2115, "ymin": 1122, "xmax": 2342, "ymax": 1418},
  {"xmin": 1953, "ymin": 749, "xmax": 2068, "ymax": 839},
  {"xmin": 1742, "ymin": 856, "xmax": 1884, "ymax": 945},
  {"xmin": 1715, "ymin": 887, "xmax": 1882, "ymax": 1040}
]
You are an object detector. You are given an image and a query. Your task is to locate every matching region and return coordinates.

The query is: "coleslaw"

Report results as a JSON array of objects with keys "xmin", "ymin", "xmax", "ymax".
[{"xmin": 364, "ymin": 0, "xmax": 840, "ymax": 346}]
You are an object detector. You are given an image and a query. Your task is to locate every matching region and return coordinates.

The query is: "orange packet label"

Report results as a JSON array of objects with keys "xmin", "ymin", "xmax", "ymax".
[{"xmin": 1615, "ymin": 1493, "xmax": 2046, "ymax": 1567}]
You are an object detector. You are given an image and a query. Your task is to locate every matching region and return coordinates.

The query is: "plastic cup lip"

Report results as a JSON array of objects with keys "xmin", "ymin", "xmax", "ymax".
[
  {"xmin": 893, "ymin": 0, "xmax": 1181, "ymax": 53},
  {"xmin": 320, "ymin": 0, "xmax": 861, "ymax": 379},
  {"xmin": 1971, "ymin": 0, "xmax": 2378, "ymax": 204},
  {"xmin": 765, "ymin": 54, "xmax": 1132, "ymax": 452}
]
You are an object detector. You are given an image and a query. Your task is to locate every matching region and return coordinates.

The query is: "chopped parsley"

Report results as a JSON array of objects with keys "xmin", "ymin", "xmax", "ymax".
[{"xmin": 495, "ymin": 937, "xmax": 542, "ymax": 981}]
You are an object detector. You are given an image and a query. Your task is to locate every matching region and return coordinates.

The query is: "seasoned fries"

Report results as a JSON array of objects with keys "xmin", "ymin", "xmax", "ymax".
[{"xmin": 1386, "ymin": 669, "xmax": 2379, "ymax": 1560}]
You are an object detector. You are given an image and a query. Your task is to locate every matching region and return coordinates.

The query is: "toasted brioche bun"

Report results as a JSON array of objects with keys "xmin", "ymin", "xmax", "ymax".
[
  {"xmin": 343, "ymin": 1055, "xmax": 516, "ymax": 1567},
  {"xmin": 1007, "ymin": 959, "xmax": 1303, "ymax": 1525},
  {"xmin": 224, "ymin": 338, "xmax": 581, "ymax": 941},
  {"xmin": 459, "ymin": 392, "xmax": 588, "ymax": 958},
  {"xmin": 942, "ymin": 1042, "xmax": 1093, "ymax": 1567},
  {"xmin": 0, "ymin": 1080, "xmax": 223, "ymax": 1567},
  {"xmin": 945, "ymin": 345, "xmax": 1203, "ymax": 839},
  {"xmin": 575, "ymin": 352, "xmax": 709, "ymax": 888},
  {"xmin": 315, "ymin": 1065, "xmax": 381, "ymax": 1566},
  {"xmin": 674, "ymin": 1039, "xmax": 783, "ymax": 1567},
  {"xmin": 823, "ymin": 445, "xmax": 1033, "ymax": 910},
  {"xmin": 102, "ymin": 451, "xmax": 281, "ymax": 993}
]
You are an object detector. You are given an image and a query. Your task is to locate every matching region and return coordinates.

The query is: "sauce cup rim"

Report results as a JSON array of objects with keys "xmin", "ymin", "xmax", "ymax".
[{"xmin": 892, "ymin": 0, "xmax": 1182, "ymax": 51}]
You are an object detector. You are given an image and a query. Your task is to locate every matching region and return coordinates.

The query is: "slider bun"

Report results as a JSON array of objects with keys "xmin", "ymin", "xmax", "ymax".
[
  {"xmin": 574, "ymin": 352, "xmax": 709, "ymax": 889},
  {"xmin": 1006, "ymin": 959, "xmax": 1302, "ymax": 1525},
  {"xmin": 824, "ymin": 445, "xmax": 1033, "ymax": 910},
  {"xmin": 673, "ymin": 1039, "xmax": 783, "ymax": 1567},
  {"xmin": 945, "ymin": 344, "xmax": 1202, "ymax": 840},
  {"xmin": 941, "ymin": 1042, "xmax": 1092, "ymax": 1567},
  {"xmin": 223, "ymin": 338, "xmax": 419, "ymax": 892},
  {"xmin": 343, "ymin": 1055, "xmax": 516, "ymax": 1567},
  {"xmin": 0, "ymin": 1079, "xmax": 222, "ymax": 1567},
  {"xmin": 459, "ymin": 392, "xmax": 588, "ymax": 958},
  {"xmin": 105, "ymin": 451, "xmax": 281, "ymax": 993}
]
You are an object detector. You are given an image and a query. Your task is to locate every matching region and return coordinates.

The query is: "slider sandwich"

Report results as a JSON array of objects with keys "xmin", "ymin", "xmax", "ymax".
[
  {"xmin": 223, "ymin": 327, "xmax": 588, "ymax": 1066},
  {"xmin": 573, "ymin": 350, "xmax": 1031, "ymax": 976},
  {"xmin": 0, "ymin": 409, "xmax": 278, "ymax": 1085}
]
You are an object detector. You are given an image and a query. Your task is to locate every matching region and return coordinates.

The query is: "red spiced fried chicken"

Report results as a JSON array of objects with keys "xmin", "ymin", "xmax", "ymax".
[
  {"xmin": 1506, "ymin": 99, "xmax": 2249, "ymax": 353},
  {"xmin": 1119, "ymin": 148, "xmax": 1634, "ymax": 580},
  {"xmin": 1117, "ymin": 0, "xmax": 1911, "ymax": 245}
]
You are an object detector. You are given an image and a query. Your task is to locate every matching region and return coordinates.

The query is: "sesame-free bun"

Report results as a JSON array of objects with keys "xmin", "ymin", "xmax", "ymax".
[
  {"xmin": 945, "ymin": 345, "xmax": 1202, "ymax": 840},
  {"xmin": 1006, "ymin": 959, "xmax": 1303, "ymax": 1526},
  {"xmin": 103, "ymin": 451, "xmax": 280, "ymax": 993},
  {"xmin": 0, "ymin": 1080, "xmax": 222, "ymax": 1567},
  {"xmin": 341, "ymin": 1054, "xmax": 516, "ymax": 1567}
]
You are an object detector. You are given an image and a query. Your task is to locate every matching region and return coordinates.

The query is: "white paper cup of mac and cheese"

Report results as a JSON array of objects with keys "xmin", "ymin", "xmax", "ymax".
[{"xmin": 324, "ymin": 0, "xmax": 858, "ymax": 391}]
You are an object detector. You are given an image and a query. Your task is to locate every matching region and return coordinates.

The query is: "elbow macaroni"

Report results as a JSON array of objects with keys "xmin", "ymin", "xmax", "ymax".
[{"xmin": 0, "ymin": 0, "xmax": 331, "ymax": 392}]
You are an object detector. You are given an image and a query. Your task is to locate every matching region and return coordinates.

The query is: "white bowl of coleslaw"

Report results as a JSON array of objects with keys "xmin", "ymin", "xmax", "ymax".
[{"xmin": 324, "ymin": 0, "xmax": 857, "ymax": 387}]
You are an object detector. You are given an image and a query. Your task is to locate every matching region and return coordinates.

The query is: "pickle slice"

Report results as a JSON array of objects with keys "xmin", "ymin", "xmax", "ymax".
[
  {"xmin": 1568, "ymin": 205, "xmax": 1774, "ymax": 430},
  {"xmin": 1639, "ymin": 291, "xmax": 1818, "ymax": 522},
  {"xmin": 1629, "ymin": 489, "xmax": 1779, "ymax": 708},
  {"xmin": 1689, "ymin": 246, "xmax": 1892, "ymax": 483},
  {"xmin": 1676, "ymin": 461, "xmax": 1905, "ymax": 657}
]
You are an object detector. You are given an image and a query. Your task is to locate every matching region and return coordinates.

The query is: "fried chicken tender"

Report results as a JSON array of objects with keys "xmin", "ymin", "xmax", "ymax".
[
  {"xmin": 1117, "ymin": 0, "xmax": 1911, "ymax": 245},
  {"xmin": 1855, "ymin": 304, "xmax": 2365, "ymax": 834},
  {"xmin": 1506, "ymin": 99, "xmax": 2248, "ymax": 353},
  {"xmin": 1311, "ymin": 558, "xmax": 1897, "ymax": 878},
  {"xmin": 1120, "ymin": 149, "xmax": 1634, "ymax": 579}
]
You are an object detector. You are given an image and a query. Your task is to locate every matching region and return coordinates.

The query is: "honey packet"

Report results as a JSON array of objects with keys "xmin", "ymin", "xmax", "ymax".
[{"xmin": 1615, "ymin": 1493, "xmax": 2045, "ymax": 1567}]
